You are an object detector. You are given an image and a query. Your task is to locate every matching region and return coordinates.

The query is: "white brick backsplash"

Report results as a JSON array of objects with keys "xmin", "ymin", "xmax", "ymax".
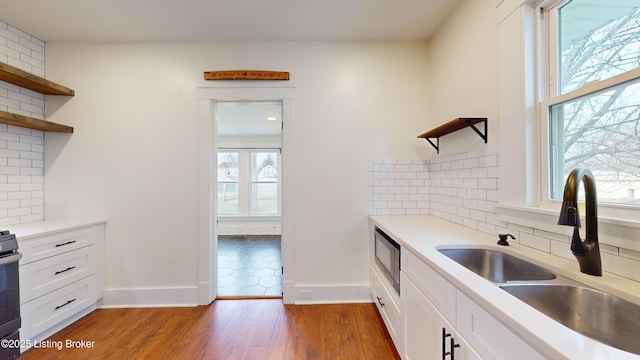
[
  {"xmin": 369, "ymin": 147, "xmax": 640, "ymax": 282},
  {"xmin": 0, "ymin": 21, "xmax": 45, "ymax": 226},
  {"xmin": 0, "ymin": 19, "xmax": 46, "ymax": 226},
  {"xmin": 368, "ymin": 160, "xmax": 429, "ymax": 215},
  {"xmin": 0, "ymin": 19, "xmax": 47, "ymax": 125},
  {"xmin": 0, "ymin": 122, "xmax": 45, "ymax": 224}
]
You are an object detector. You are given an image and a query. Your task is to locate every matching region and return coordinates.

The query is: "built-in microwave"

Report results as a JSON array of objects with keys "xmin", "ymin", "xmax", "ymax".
[{"xmin": 374, "ymin": 226, "xmax": 401, "ymax": 294}]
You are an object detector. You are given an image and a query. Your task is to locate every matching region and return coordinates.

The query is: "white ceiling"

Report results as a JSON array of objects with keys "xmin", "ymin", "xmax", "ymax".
[{"xmin": 0, "ymin": 0, "xmax": 460, "ymax": 42}]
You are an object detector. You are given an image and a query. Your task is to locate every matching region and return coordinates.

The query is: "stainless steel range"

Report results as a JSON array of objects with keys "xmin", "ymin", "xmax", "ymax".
[{"xmin": 0, "ymin": 231, "xmax": 20, "ymax": 360}]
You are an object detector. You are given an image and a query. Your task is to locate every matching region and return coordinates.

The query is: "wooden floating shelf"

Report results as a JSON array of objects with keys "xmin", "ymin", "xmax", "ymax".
[
  {"xmin": 0, "ymin": 62, "xmax": 74, "ymax": 96},
  {"xmin": 0, "ymin": 110, "xmax": 73, "ymax": 133},
  {"xmin": 0, "ymin": 61, "xmax": 75, "ymax": 132},
  {"xmin": 417, "ymin": 117, "xmax": 487, "ymax": 154}
]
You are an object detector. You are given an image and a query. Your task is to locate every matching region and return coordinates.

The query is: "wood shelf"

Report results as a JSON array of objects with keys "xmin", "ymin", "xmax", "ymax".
[
  {"xmin": 417, "ymin": 117, "xmax": 487, "ymax": 153},
  {"xmin": 0, "ymin": 61, "xmax": 75, "ymax": 132},
  {"xmin": 0, "ymin": 110, "xmax": 73, "ymax": 133},
  {"xmin": 0, "ymin": 62, "xmax": 74, "ymax": 96}
]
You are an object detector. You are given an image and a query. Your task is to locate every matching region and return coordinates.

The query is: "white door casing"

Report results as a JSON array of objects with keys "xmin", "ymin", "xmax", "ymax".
[{"xmin": 197, "ymin": 87, "xmax": 296, "ymax": 304}]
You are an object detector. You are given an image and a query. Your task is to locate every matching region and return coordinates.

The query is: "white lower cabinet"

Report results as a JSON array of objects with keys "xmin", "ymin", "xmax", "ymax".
[
  {"xmin": 371, "ymin": 265, "xmax": 402, "ymax": 351},
  {"xmin": 456, "ymin": 291, "xmax": 545, "ymax": 360},
  {"xmin": 402, "ymin": 272, "xmax": 480, "ymax": 360},
  {"xmin": 378, "ymin": 248, "xmax": 546, "ymax": 360},
  {"xmin": 18, "ymin": 222, "xmax": 105, "ymax": 348}
]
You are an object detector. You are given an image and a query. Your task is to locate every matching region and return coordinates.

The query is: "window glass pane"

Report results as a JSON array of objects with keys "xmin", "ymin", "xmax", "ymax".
[
  {"xmin": 217, "ymin": 152, "xmax": 238, "ymax": 182},
  {"xmin": 251, "ymin": 152, "xmax": 278, "ymax": 182},
  {"xmin": 251, "ymin": 183, "xmax": 278, "ymax": 214},
  {"xmin": 549, "ymin": 77, "xmax": 640, "ymax": 204},
  {"xmin": 217, "ymin": 152, "xmax": 238, "ymax": 215},
  {"xmin": 217, "ymin": 183, "xmax": 238, "ymax": 214},
  {"xmin": 558, "ymin": 2, "xmax": 640, "ymax": 94}
]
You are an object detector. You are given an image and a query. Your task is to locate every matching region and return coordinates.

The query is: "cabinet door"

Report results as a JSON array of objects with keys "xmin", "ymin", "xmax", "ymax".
[
  {"xmin": 457, "ymin": 292, "xmax": 546, "ymax": 360},
  {"xmin": 402, "ymin": 273, "xmax": 480, "ymax": 360}
]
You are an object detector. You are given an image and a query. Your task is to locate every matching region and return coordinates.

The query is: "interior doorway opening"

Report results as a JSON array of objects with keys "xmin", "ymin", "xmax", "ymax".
[{"xmin": 215, "ymin": 101, "xmax": 283, "ymax": 298}]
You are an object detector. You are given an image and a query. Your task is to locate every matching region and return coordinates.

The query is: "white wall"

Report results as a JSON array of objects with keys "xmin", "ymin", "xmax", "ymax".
[
  {"xmin": 415, "ymin": 0, "xmax": 640, "ymax": 283},
  {"xmin": 43, "ymin": 41, "xmax": 430, "ymax": 305},
  {"xmin": 426, "ymin": 0, "xmax": 500, "ymax": 156}
]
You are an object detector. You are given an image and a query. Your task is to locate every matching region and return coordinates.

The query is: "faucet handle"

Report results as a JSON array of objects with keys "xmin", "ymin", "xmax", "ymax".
[{"xmin": 497, "ymin": 233, "xmax": 515, "ymax": 246}]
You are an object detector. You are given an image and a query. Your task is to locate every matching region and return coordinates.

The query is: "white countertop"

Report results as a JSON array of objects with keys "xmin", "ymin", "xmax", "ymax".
[
  {"xmin": 370, "ymin": 215, "xmax": 640, "ymax": 360},
  {"xmin": 7, "ymin": 217, "xmax": 106, "ymax": 240}
]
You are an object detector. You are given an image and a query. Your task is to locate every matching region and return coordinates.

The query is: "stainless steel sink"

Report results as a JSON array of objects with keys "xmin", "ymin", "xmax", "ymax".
[
  {"xmin": 501, "ymin": 284, "xmax": 640, "ymax": 355},
  {"xmin": 437, "ymin": 248, "xmax": 557, "ymax": 282}
]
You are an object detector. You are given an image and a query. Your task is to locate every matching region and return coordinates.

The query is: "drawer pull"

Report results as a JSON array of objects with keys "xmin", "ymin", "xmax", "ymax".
[
  {"xmin": 376, "ymin": 296, "xmax": 385, "ymax": 308},
  {"xmin": 54, "ymin": 298, "xmax": 76, "ymax": 310},
  {"xmin": 54, "ymin": 266, "xmax": 76, "ymax": 275},
  {"xmin": 55, "ymin": 240, "xmax": 77, "ymax": 248}
]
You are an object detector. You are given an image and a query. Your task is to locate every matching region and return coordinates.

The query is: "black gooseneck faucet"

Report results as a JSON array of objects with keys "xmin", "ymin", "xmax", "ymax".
[{"xmin": 557, "ymin": 167, "xmax": 602, "ymax": 276}]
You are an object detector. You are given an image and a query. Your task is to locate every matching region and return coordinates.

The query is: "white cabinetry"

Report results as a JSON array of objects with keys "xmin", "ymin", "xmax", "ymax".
[
  {"xmin": 371, "ymin": 264, "xmax": 402, "ymax": 351},
  {"xmin": 402, "ymin": 273, "xmax": 480, "ymax": 360},
  {"xmin": 400, "ymin": 248, "xmax": 544, "ymax": 360},
  {"xmin": 456, "ymin": 291, "xmax": 545, "ymax": 360},
  {"xmin": 402, "ymin": 250, "xmax": 480, "ymax": 360},
  {"xmin": 18, "ymin": 222, "xmax": 105, "ymax": 346}
]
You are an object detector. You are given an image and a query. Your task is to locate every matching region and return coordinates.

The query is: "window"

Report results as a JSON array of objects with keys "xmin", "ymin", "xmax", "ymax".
[
  {"xmin": 217, "ymin": 152, "xmax": 239, "ymax": 215},
  {"xmin": 250, "ymin": 151, "xmax": 279, "ymax": 214},
  {"xmin": 217, "ymin": 149, "xmax": 280, "ymax": 216},
  {"xmin": 545, "ymin": 0, "xmax": 640, "ymax": 206}
]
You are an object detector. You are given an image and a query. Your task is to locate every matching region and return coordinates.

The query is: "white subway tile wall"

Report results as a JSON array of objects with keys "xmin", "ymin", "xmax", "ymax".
[
  {"xmin": 369, "ymin": 147, "xmax": 640, "ymax": 282},
  {"xmin": 368, "ymin": 160, "xmax": 430, "ymax": 216},
  {"xmin": 368, "ymin": 148, "xmax": 499, "ymax": 235},
  {"xmin": 0, "ymin": 20, "xmax": 46, "ymax": 225}
]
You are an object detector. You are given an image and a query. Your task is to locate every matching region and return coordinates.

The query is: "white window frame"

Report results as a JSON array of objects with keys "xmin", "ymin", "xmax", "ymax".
[
  {"xmin": 496, "ymin": 0, "xmax": 640, "ymax": 230},
  {"xmin": 249, "ymin": 150, "xmax": 281, "ymax": 215},
  {"xmin": 218, "ymin": 148, "xmax": 282, "ymax": 217},
  {"xmin": 538, "ymin": 0, "xmax": 640, "ymax": 221}
]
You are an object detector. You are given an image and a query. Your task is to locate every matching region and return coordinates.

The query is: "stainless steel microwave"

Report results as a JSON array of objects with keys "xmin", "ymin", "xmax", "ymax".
[{"xmin": 374, "ymin": 226, "xmax": 401, "ymax": 294}]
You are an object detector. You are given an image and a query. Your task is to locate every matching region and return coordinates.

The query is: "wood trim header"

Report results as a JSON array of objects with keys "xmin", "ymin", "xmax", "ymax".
[{"xmin": 204, "ymin": 70, "xmax": 290, "ymax": 81}]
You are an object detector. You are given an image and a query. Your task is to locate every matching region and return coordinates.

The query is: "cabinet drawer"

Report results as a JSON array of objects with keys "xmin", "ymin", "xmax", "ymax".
[
  {"xmin": 371, "ymin": 266, "xmax": 401, "ymax": 349},
  {"xmin": 457, "ymin": 291, "xmax": 545, "ymax": 360},
  {"xmin": 402, "ymin": 249, "xmax": 456, "ymax": 324},
  {"xmin": 19, "ymin": 228, "xmax": 96, "ymax": 264},
  {"xmin": 21, "ymin": 275, "xmax": 97, "ymax": 341},
  {"xmin": 20, "ymin": 245, "xmax": 96, "ymax": 304}
]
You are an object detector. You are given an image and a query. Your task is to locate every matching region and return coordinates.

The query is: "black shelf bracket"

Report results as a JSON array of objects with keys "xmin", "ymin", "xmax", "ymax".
[
  {"xmin": 465, "ymin": 118, "xmax": 488, "ymax": 143},
  {"xmin": 424, "ymin": 137, "xmax": 440, "ymax": 153},
  {"xmin": 417, "ymin": 118, "xmax": 488, "ymax": 154}
]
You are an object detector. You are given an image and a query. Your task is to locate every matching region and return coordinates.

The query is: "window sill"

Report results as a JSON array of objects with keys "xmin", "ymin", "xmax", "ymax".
[{"xmin": 496, "ymin": 203, "xmax": 640, "ymax": 233}]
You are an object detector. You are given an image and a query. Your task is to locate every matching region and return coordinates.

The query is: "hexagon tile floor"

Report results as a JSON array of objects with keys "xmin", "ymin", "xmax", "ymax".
[{"xmin": 217, "ymin": 235, "xmax": 282, "ymax": 297}]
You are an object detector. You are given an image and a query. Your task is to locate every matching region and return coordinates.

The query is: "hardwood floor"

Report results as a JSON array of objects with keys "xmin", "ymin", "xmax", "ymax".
[{"xmin": 19, "ymin": 300, "xmax": 400, "ymax": 360}]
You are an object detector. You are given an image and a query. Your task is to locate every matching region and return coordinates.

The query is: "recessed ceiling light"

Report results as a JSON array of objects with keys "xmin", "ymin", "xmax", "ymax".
[{"xmin": 267, "ymin": 116, "xmax": 277, "ymax": 121}]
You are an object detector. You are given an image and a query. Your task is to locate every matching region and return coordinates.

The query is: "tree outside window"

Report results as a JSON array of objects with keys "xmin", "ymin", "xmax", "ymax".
[{"xmin": 549, "ymin": 2, "xmax": 640, "ymax": 205}]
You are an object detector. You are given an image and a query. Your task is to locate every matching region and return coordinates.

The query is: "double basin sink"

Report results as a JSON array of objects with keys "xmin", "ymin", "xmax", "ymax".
[{"xmin": 438, "ymin": 247, "xmax": 640, "ymax": 355}]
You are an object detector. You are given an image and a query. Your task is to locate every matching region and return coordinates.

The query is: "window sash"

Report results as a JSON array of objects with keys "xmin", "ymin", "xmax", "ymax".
[
  {"xmin": 539, "ymin": 2, "xmax": 640, "ymax": 212},
  {"xmin": 217, "ymin": 149, "xmax": 281, "ymax": 216}
]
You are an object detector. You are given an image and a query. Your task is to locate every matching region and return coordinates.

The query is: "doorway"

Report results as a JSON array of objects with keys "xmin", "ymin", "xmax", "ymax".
[
  {"xmin": 215, "ymin": 101, "xmax": 282, "ymax": 297},
  {"xmin": 197, "ymin": 87, "xmax": 295, "ymax": 305}
]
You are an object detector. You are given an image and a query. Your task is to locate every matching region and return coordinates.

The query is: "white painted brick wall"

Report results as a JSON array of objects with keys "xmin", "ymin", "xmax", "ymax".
[
  {"xmin": 0, "ymin": 20, "xmax": 45, "ymax": 225},
  {"xmin": 428, "ymin": 148, "xmax": 500, "ymax": 236},
  {"xmin": 368, "ymin": 160, "xmax": 429, "ymax": 215}
]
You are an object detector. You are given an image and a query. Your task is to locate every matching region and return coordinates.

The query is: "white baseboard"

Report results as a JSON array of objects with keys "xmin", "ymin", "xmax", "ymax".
[
  {"xmin": 100, "ymin": 286, "xmax": 199, "ymax": 308},
  {"xmin": 100, "ymin": 284, "xmax": 371, "ymax": 307},
  {"xmin": 292, "ymin": 284, "xmax": 371, "ymax": 305}
]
